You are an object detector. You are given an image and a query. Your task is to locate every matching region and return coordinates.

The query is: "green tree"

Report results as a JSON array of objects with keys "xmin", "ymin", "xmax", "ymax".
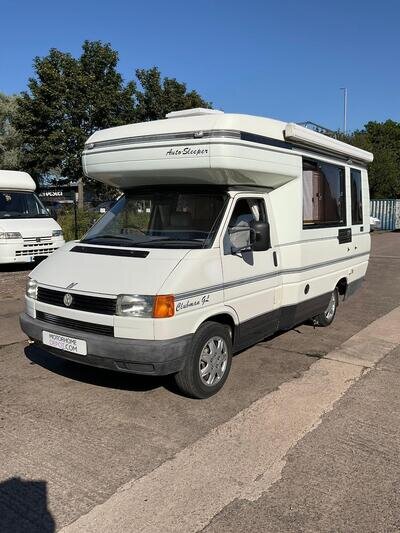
[
  {"xmin": 135, "ymin": 67, "xmax": 210, "ymax": 121},
  {"xmin": 0, "ymin": 92, "xmax": 22, "ymax": 170},
  {"xmin": 15, "ymin": 41, "xmax": 137, "ymax": 190},
  {"xmin": 345, "ymin": 120, "xmax": 400, "ymax": 198}
]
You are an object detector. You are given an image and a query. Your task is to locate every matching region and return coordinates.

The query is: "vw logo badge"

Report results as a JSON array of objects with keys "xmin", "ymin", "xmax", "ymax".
[{"xmin": 63, "ymin": 293, "xmax": 73, "ymax": 307}]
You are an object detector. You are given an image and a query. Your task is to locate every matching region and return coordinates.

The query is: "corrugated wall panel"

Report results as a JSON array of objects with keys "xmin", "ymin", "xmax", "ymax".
[{"xmin": 370, "ymin": 199, "xmax": 397, "ymax": 230}]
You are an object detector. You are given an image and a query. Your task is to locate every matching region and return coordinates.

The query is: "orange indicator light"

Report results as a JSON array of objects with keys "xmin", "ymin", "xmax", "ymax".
[{"xmin": 153, "ymin": 295, "xmax": 175, "ymax": 318}]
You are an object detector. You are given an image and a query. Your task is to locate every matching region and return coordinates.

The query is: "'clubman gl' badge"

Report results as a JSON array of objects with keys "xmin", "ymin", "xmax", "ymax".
[{"xmin": 63, "ymin": 293, "xmax": 73, "ymax": 307}]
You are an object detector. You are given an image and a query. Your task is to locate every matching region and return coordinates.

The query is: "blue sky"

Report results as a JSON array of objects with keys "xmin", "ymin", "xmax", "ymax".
[{"xmin": 1, "ymin": 0, "xmax": 398, "ymax": 132}]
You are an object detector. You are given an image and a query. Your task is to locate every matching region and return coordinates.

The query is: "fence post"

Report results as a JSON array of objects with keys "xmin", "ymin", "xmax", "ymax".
[
  {"xmin": 395, "ymin": 200, "xmax": 400, "ymax": 230},
  {"xmin": 74, "ymin": 193, "xmax": 78, "ymax": 240}
]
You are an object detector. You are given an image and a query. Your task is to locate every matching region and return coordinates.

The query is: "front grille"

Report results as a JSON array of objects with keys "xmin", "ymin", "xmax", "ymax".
[
  {"xmin": 16, "ymin": 238, "xmax": 57, "ymax": 256},
  {"xmin": 16, "ymin": 243, "xmax": 57, "ymax": 256},
  {"xmin": 23, "ymin": 236, "xmax": 52, "ymax": 243},
  {"xmin": 36, "ymin": 311, "xmax": 114, "ymax": 337},
  {"xmin": 37, "ymin": 287, "xmax": 117, "ymax": 315}
]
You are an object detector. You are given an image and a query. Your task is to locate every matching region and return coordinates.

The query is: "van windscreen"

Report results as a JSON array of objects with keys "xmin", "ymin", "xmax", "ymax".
[
  {"xmin": 0, "ymin": 191, "xmax": 50, "ymax": 219},
  {"xmin": 82, "ymin": 188, "xmax": 228, "ymax": 249}
]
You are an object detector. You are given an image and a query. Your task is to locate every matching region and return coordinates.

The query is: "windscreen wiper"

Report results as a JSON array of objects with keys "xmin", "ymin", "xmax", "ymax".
[
  {"xmin": 142, "ymin": 238, "xmax": 203, "ymax": 247},
  {"xmin": 81, "ymin": 235, "xmax": 174, "ymax": 247},
  {"xmin": 82, "ymin": 234, "xmax": 139, "ymax": 243},
  {"xmin": 82, "ymin": 235, "xmax": 202, "ymax": 248}
]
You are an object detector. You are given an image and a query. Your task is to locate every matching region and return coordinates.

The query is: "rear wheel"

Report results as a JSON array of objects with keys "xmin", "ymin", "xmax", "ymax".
[
  {"xmin": 314, "ymin": 288, "xmax": 338, "ymax": 327},
  {"xmin": 174, "ymin": 322, "xmax": 232, "ymax": 399}
]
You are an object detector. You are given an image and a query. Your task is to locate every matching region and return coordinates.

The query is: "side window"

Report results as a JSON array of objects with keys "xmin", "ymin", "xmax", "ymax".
[
  {"xmin": 303, "ymin": 159, "xmax": 346, "ymax": 228},
  {"xmin": 226, "ymin": 197, "xmax": 267, "ymax": 252},
  {"xmin": 350, "ymin": 168, "xmax": 363, "ymax": 225},
  {"xmin": 228, "ymin": 198, "xmax": 266, "ymax": 228}
]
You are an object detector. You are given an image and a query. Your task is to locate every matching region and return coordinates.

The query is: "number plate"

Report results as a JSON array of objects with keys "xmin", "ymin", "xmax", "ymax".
[{"xmin": 42, "ymin": 331, "xmax": 87, "ymax": 355}]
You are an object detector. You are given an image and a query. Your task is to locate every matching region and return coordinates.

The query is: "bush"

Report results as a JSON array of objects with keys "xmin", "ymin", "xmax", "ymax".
[{"xmin": 57, "ymin": 208, "xmax": 101, "ymax": 241}]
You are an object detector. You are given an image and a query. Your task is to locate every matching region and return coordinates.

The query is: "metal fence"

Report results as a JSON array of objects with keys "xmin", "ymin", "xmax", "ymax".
[{"xmin": 370, "ymin": 199, "xmax": 400, "ymax": 231}]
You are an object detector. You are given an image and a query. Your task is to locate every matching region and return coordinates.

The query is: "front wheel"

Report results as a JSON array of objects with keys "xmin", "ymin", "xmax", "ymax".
[
  {"xmin": 313, "ymin": 288, "xmax": 339, "ymax": 327},
  {"xmin": 174, "ymin": 322, "xmax": 232, "ymax": 399}
]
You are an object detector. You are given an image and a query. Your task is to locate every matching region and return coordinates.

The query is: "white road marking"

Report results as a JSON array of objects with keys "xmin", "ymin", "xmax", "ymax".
[{"xmin": 61, "ymin": 306, "xmax": 400, "ymax": 533}]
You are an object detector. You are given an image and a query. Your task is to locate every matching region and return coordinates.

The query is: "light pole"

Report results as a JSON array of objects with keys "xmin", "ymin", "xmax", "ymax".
[{"xmin": 340, "ymin": 87, "xmax": 348, "ymax": 134}]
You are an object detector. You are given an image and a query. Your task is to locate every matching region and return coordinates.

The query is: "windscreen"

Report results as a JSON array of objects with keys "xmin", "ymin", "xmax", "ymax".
[
  {"xmin": 0, "ymin": 191, "xmax": 50, "ymax": 219},
  {"xmin": 82, "ymin": 188, "xmax": 227, "ymax": 248}
]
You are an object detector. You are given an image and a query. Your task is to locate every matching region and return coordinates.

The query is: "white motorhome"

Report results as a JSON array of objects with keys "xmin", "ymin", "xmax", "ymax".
[
  {"xmin": 0, "ymin": 171, "xmax": 65, "ymax": 264},
  {"xmin": 20, "ymin": 109, "xmax": 372, "ymax": 398}
]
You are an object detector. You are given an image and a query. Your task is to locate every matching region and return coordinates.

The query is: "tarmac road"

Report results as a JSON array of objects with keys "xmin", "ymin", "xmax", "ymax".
[
  {"xmin": 201, "ymin": 342, "xmax": 400, "ymax": 533},
  {"xmin": 1, "ymin": 232, "xmax": 400, "ymax": 532}
]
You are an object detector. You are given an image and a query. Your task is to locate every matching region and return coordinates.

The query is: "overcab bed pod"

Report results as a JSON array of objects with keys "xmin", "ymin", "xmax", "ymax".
[{"xmin": 81, "ymin": 108, "xmax": 300, "ymax": 190}]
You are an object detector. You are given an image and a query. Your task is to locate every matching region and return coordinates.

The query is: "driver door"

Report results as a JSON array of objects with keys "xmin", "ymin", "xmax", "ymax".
[{"xmin": 221, "ymin": 194, "xmax": 281, "ymax": 349}]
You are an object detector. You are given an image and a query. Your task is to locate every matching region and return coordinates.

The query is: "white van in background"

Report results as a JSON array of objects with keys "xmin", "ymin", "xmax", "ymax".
[
  {"xmin": 20, "ymin": 109, "xmax": 372, "ymax": 398},
  {"xmin": 0, "ymin": 171, "xmax": 64, "ymax": 264}
]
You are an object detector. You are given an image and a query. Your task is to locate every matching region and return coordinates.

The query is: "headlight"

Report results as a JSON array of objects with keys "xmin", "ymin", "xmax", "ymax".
[
  {"xmin": 52, "ymin": 230, "xmax": 63, "ymax": 237},
  {"xmin": 0, "ymin": 232, "xmax": 22, "ymax": 240},
  {"xmin": 26, "ymin": 279, "xmax": 38, "ymax": 299},
  {"xmin": 116, "ymin": 295, "xmax": 154, "ymax": 317},
  {"xmin": 116, "ymin": 294, "xmax": 175, "ymax": 318}
]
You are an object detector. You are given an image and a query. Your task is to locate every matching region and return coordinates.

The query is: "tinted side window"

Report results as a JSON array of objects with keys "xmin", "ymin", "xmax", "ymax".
[
  {"xmin": 303, "ymin": 159, "xmax": 346, "ymax": 228},
  {"xmin": 228, "ymin": 198, "xmax": 266, "ymax": 227},
  {"xmin": 226, "ymin": 198, "xmax": 267, "ymax": 252},
  {"xmin": 350, "ymin": 168, "xmax": 363, "ymax": 225}
]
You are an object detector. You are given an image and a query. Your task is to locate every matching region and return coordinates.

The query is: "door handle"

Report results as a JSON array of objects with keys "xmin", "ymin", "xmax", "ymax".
[{"xmin": 273, "ymin": 251, "xmax": 278, "ymax": 267}]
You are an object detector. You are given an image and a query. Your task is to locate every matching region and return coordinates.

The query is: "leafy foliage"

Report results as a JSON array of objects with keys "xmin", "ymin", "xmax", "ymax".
[
  {"xmin": 0, "ymin": 93, "xmax": 21, "ymax": 170},
  {"xmin": 15, "ymin": 41, "xmax": 137, "ymax": 186},
  {"xmin": 135, "ymin": 67, "xmax": 210, "ymax": 121},
  {"xmin": 343, "ymin": 120, "xmax": 400, "ymax": 198},
  {"xmin": 57, "ymin": 207, "xmax": 101, "ymax": 241}
]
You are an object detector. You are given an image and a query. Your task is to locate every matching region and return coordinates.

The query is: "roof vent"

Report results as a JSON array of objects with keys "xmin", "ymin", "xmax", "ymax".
[{"xmin": 166, "ymin": 108, "xmax": 224, "ymax": 119}]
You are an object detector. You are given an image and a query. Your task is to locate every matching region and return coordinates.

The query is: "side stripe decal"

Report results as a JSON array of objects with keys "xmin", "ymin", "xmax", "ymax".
[
  {"xmin": 83, "ymin": 129, "xmax": 293, "ymax": 155},
  {"xmin": 174, "ymin": 252, "xmax": 369, "ymax": 301}
]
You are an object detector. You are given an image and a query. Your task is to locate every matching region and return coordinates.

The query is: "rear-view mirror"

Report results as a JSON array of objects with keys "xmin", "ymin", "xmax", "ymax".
[{"xmin": 251, "ymin": 221, "xmax": 271, "ymax": 251}]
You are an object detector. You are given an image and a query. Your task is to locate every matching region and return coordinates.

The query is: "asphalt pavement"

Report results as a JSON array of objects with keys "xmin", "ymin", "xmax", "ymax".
[
  {"xmin": 203, "ymin": 345, "xmax": 400, "ymax": 533},
  {"xmin": 0, "ymin": 232, "xmax": 400, "ymax": 532}
]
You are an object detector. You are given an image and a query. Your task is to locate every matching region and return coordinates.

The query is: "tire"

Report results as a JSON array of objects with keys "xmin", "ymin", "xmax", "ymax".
[
  {"xmin": 174, "ymin": 321, "xmax": 233, "ymax": 399},
  {"xmin": 313, "ymin": 288, "xmax": 339, "ymax": 327}
]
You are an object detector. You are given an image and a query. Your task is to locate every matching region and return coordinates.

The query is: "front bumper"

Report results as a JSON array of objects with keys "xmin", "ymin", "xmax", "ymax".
[
  {"xmin": 0, "ymin": 238, "xmax": 64, "ymax": 264},
  {"xmin": 20, "ymin": 313, "xmax": 192, "ymax": 376}
]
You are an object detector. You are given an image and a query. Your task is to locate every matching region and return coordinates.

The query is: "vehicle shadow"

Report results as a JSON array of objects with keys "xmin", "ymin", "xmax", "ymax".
[
  {"xmin": 0, "ymin": 477, "xmax": 55, "ymax": 533},
  {"xmin": 25, "ymin": 344, "xmax": 168, "ymax": 393},
  {"xmin": 0, "ymin": 257, "xmax": 47, "ymax": 274},
  {"xmin": 0, "ymin": 263, "xmax": 33, "ymax": 274}
]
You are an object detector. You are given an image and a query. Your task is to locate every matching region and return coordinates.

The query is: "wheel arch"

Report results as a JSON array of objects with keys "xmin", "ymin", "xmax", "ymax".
[
  {"xmin": 336, "ymin": 277, "xmax": 348, "ymax": 299},
  {"xmin": 196, "ymin": 311, "xmax": 238, "ymax": 344}
]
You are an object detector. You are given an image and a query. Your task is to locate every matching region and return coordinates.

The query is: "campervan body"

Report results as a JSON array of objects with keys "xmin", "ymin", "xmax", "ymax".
[
  {"xmin": 20, "ymin": 109, "xmax": 373, "ymax": 398},
  {"xmin": 0, "ymin": 171, "xmax": 64, "ymax": 264}
]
